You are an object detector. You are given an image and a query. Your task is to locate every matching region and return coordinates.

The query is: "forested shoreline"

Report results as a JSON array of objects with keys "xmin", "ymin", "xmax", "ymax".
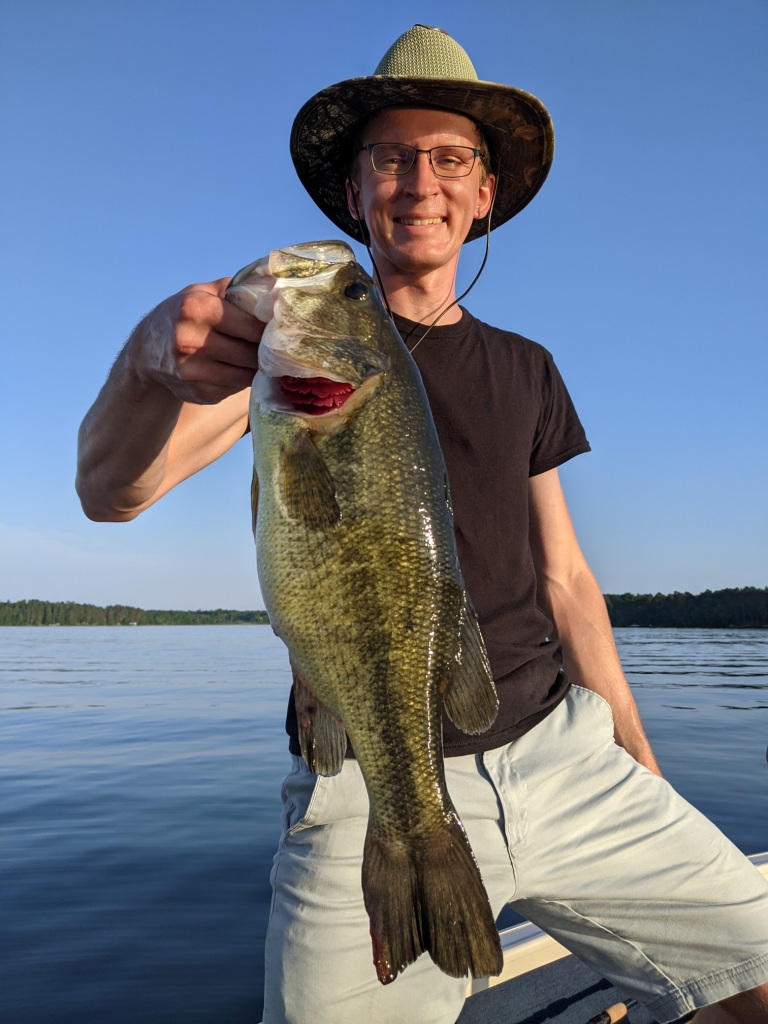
[
  {"xmin": 603, "ymin": 587, "xmax": 768, "ymax": 628},
  {"xmin": 0, "ymin": 601, "xmax": 269, "ymax": 627},
  {"xmin": 1, "ymin": 588, "xmax": 767, "ymax": 628}
]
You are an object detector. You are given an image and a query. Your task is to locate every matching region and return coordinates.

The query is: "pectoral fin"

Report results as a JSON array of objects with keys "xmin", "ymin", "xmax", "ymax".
[
  {"xmin": 281, "ymin": 432, "xmax": 340, "ymax": 528},
  {"xmin": 292, "ymin": 663, "xmax": 347, "ymax": 776},
  {"xmin": 251, "ymin": 469, "xmax": 259, "ymax": 534},
  {"xmin": 443, "ymin": 598, "xmax": 498, "ymax": 735}
]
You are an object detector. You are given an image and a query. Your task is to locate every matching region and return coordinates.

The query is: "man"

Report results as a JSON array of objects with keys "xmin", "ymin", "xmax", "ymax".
[{"xmin": 77, "ymin": 24, "xmax": 768, "ymax": 1024}]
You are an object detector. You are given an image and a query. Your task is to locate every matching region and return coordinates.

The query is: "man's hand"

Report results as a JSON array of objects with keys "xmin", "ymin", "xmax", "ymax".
[{"xmin": 128, "ymin": 277, "xmax": 265, "ymax": 405}]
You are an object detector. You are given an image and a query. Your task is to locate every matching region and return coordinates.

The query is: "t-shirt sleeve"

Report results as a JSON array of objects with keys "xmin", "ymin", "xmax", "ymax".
[{"xmin": 529, "ymin": 351, "xmax": 591, "ymax": 476}]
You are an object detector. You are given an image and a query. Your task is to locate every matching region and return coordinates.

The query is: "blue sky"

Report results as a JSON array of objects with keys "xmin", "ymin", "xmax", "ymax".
[{"xmin": 2, "ymin": 0, "xmax": 766, "ymax": 610}]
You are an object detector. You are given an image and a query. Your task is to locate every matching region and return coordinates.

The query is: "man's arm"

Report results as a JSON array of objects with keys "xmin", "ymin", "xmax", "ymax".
[
  {"xmin": 76, "ymin": 278, "xmax": 263, "ymax": 522},
  {"xmin": 528, "ymin": 468, "xmax": 662, "ymax": 776}
]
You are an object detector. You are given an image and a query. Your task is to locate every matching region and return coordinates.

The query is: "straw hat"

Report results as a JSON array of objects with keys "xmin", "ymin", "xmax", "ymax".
[{"xmin": 290, "ymin": 24, "xmax": 554, "ymax": 244}]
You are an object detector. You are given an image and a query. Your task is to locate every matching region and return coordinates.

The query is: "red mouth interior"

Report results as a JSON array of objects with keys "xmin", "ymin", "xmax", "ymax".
[{"xmin": 279, "ymin": 376, "xmax": 355, "ymax": 415}]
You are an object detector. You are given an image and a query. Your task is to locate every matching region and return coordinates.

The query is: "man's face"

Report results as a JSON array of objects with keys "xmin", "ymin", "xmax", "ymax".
[{"xmin": 347, "ymin": 107, "xmax": 495, "ymax": 279}]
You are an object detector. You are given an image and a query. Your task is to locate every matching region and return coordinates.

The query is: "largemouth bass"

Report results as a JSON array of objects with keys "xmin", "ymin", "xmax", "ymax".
[{"xmin": 227, "ymin": 241, "xmax": 503, "ymax": 985}]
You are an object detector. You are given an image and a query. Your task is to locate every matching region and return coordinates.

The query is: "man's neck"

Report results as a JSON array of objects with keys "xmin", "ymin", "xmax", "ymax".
[{"xmin": 374, "ymin": 264, "xmax": 463, "ymax": 325}]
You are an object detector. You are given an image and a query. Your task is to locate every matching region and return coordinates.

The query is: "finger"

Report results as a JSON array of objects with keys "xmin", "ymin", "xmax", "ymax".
[
  {"xmin": 177, "ymin": 352, "xmax": 257, "ymax": 387},
  {"xmin": 163, "ymin": 349, "xmax": 256, "ymax": 403},
  {"xmin": 174, "ymin": 323, "xmax": 261, "ymax": 374},
  {"xmin": 218, "ymin": 299, "xmax": 264, "ymax": 344},
  {"xmin": 211, "ymin": 276, "xmax": 267, "ymax": 344},
  {"xmin": 173, "ymin": 331, "xmax": 261, "ymax": 395},
  {"xmin": 172, "ymin": 379, "xmax": 252, "ymax": 406},
  {"xmin": 178, "ymin": 284, "xmax": 264, "ymax": 345},
  {"xmin": 204, "ymin": 330, "xmax": 262, "ymax": 372}
]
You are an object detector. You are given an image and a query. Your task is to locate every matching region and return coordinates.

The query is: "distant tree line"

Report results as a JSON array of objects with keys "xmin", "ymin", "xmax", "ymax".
[
  {"xmin": 2, "ymin": 589, "xmax": 767, "ymax": 628},
  {"xmin": 0, "ymin": 600, "xmax": 270, "ymax": 626},
  {"xmin": 604, "ymin": 587, "xmax": 768, "ymax": 628}
]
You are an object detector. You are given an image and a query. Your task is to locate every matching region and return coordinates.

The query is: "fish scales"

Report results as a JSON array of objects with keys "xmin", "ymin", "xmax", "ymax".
[{"xmin": 227, "ymin": 240, "xmax": 503, "ymax": 985}]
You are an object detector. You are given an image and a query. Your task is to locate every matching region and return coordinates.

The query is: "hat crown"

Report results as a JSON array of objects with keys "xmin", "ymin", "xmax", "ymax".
[{"xmin": 373, "ymin": 25, "xmax": 479, "ymax": 81}]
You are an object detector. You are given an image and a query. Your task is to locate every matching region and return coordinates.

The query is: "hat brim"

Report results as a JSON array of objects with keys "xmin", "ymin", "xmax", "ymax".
[{"xmin": 290, "ymin": 75, "xmax": 555, "ymax": 244}]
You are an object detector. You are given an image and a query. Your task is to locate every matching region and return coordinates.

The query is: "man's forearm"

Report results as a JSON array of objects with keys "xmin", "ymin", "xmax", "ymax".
[
  {"xmin": 76, "ymin": 344, "xmax": 184, "ymax": 521},
  {"xmin": 541, "ymin": 567, "xmax": 662, "ymax": 775}
]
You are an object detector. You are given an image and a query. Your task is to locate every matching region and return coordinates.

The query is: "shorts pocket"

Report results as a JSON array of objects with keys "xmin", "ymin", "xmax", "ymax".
[
  {"xmin": 280, "ymin": 757, "xmax": 369, "ymax": 839},
  {"xmin": 570, "ymin": 683, "xmax": 616, "ymax": 731},
  {"xmin": 280, "ymin": 760, "xmax": 328, "ymax": 838}
]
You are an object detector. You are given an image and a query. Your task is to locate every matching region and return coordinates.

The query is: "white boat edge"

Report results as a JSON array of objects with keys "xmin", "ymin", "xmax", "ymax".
[{"xmin": 466, "ymin": 851, "xmax": 768, "ymax": 996}]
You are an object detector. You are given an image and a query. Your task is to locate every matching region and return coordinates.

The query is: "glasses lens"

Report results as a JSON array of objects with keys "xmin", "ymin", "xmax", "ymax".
[
  {"xmin": 430, "ymin": 147, "xmax": 477, "ymax": 177},
  {"xmin": 369, "ymin": 144, "xmax": 415, "ymax": 174}
]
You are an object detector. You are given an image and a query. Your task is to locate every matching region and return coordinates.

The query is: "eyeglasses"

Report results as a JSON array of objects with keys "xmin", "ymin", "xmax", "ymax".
[{"xmin": 360, "ymin": 143, "xmax": 481, "ymax": 178}]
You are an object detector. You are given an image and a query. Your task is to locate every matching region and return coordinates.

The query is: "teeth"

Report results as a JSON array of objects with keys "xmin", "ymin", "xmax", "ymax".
[{"xmin": 398, "ymin": 218, "xmax": 443, "ymax": 226}]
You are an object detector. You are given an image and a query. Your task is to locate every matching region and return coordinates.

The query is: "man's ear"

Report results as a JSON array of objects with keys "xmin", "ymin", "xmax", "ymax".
[
  {"xmin": 346, "ymin": 178, "xmax": 364, "ymax": 221},
  {"xmin": 475, "ymin": 173, "xmax": 496, "ymax": 220}
]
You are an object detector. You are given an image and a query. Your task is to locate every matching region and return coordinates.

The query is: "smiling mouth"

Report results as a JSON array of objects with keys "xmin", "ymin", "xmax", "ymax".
[
  {"xmin": 279, "ymin": 376, "xmax": 355, "ymax": 415},
  {"xmin": 396, "ymin": 217, "xmax": 445, "ymax": 226}
]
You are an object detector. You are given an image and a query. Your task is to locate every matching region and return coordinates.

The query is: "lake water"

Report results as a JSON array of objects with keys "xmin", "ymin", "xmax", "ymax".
[{"xmin": 2, "ymin": 626, "xmax": 767, "ymax": 1023}]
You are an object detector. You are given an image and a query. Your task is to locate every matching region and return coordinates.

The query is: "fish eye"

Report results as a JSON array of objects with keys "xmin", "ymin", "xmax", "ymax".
[{"xmin": 344, "ymin": 281, "xmax": 369, "ymax": 300}]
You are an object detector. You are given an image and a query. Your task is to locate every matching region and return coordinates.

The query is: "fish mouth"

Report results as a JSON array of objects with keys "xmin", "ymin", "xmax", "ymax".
[{"xmin": 278, "ymin": 375, "xmax": 356, "ymax": 415}]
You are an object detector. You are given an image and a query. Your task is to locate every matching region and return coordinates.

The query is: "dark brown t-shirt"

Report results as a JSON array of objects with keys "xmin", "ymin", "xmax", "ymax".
[{"xmin": 285, "ymin": 308, "xmax": 591, "ymax": 757}]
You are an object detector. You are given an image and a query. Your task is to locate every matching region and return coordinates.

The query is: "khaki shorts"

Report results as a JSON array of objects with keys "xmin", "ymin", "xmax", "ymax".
[{"xmin": 262, "ymin": 685, "xmax": 768, "ymax": 1024}]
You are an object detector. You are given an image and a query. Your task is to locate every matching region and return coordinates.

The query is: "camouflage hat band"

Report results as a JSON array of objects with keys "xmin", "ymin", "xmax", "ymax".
[{"xmin": 290, "ymin": 25, "xmax": 555, "ymax": 244}]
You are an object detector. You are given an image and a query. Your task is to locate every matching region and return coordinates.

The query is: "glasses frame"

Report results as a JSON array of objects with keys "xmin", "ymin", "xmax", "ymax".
[{"xmin": 359, "ymin": 143, "xmax": 482, "ymax": 179}]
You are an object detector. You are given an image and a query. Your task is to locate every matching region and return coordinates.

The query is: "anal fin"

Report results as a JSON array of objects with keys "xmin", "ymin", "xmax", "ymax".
[
  {"xmin": 443, "ymin": 596, "xmax": 498, "ymax": 735},
  {"xmin": 292, "ymin": 662, "xmax": 346, "ymax": 776}
]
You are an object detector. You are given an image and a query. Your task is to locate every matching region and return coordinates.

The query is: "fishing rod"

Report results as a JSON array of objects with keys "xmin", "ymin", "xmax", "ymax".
[{"xmin": 584, "ymin": 998, "xmax": 639, "ymax": 1024}]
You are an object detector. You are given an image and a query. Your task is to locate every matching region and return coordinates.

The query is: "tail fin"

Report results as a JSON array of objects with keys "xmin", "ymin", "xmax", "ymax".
[{"xmin": 362, "ymin": 818, "xmax": 503, "ymax": 985}]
